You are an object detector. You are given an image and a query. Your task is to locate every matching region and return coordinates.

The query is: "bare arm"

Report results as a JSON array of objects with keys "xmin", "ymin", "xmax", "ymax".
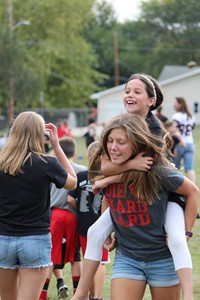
[
  {"xmin": 174, "ymin": 130, "xmax": 186, "ymax": 147},
  {"xmin": 92, "ymin": 174, "xmax": 122, "ymax": 194},
  {"xmin": 175, "ymin": 177, "xmax": 199, "ymax": 235},
  {"xmin": 101, "ymin": 196, "xmax": 109, "ymax": 213},
  {"xmin": 67, "ymin": 194, "xmax": 78, "ymax": 210},
  {"xmin": 101, "ymin": 152, "xmax": 153, "ymax": 176},
  {"xmin": 45, "ymin": 123, "xmax": 77, "ymax": 190},
  {"xmin": 101, "ymin": 196, "xmax": 117, "ymax": 252}
]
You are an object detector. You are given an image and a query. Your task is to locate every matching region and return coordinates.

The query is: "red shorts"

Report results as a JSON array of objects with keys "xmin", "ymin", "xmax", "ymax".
[
  {"xmin": 79, "ymin": 235, "xmax": 109, "ymax": 263},
  {"xmin": 50, "ymin": 208, "xmax": 78, "ymax": 264}
]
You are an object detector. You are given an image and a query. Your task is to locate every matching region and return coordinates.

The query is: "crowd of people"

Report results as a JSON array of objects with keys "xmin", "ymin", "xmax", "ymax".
[{"xmin": 0, "ymin": 73, "xmax": 199, "ymax": 300}]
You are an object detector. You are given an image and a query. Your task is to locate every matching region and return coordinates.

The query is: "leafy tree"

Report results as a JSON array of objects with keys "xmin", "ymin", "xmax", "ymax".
[
  {"xmin": 0, "ymin": 0, "xmax": 105, "ymax": 110},
  {"xmin": 83, "ymin": 0, "xmax": 119, "ymax": 88},
  {"xmin": 13, "ymin": 0, "xmax": 105, "ymax": 108},
  {"xmin": 91, "ymin": 0, "xmax": 200, "ymax": 83},
  {"xmin": 1, "ymin": 0, "xmax": 200, "ymax": 114},
  {"xmin": 0, "ymin": 25, "xmax": 40, "ymax": 114},
  {"xmin": 139, "ymin": 0, "xmax": 200, "ymax": 74}
]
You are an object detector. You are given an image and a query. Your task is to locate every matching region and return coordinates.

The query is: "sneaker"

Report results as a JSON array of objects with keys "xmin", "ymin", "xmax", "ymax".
[{"xmin": 57, "ymin": 280, "xmax": 68, "ymax": 299}]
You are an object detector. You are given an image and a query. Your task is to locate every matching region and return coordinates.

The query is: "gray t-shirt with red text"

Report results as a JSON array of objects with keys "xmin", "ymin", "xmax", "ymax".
[{"xmin": 104, "ymin": 165, "xmax": 184, "ymax": 262}]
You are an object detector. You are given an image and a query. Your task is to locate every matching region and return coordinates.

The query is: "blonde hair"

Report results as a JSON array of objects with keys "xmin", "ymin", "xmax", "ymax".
[
  {"xmin": 0, "ymin": 111, "xmax": 45, "ymax": 175},
  {"xmin": 87, "ymin": 141, "xmax": 102, "ymax": 178},
  {"xmin": 89, "ymin": 113, "xmax": 171, "ymax": 205},
  {"xmin": 87, "ymin": 141, "xmax": 99, "ymax": 158}
]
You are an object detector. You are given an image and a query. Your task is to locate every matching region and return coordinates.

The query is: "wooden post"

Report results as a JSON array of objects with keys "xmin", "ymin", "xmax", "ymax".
[{"xmin": 114, "ymin": 31, "xmax": 120, "ymax": 86}]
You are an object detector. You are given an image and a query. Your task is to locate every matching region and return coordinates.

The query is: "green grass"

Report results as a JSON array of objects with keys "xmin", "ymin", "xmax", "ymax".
[{"xmin": 48, "ymin": 128, "xmax": 200, "ymax": 300}]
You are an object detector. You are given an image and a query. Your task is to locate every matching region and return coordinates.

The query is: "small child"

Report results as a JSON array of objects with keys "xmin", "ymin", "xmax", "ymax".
[
  {"xmin": 67, "ymin": 141, "xmax": 109, "ymax": 300},
  {"xmin": 164, "ymin": 120, "xmax": 185, "ymax": 154}
]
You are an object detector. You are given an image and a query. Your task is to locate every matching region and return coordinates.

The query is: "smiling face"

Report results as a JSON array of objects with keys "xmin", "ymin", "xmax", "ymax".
[
  {"xmin": 123, "ymin": 78, "xmax": 156, "ymax": 118},
  {"xmin": 106, "ymin": 127, "xmax": 134, "ymax": 165}
]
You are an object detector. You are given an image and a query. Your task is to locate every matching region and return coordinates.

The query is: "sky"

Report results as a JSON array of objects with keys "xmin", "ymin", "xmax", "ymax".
[{"xmin": 106, "ymin": 0, "xmax": 142, "ymax": 22}]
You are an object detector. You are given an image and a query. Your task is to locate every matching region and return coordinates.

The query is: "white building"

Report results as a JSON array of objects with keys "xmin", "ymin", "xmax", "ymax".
[{"xmin": 91, "ymin": 65, "xmax": 200, "ymax": 124}]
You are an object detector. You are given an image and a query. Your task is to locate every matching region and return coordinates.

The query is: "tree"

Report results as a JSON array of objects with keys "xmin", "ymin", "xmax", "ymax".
[
  {"xmin": 83, "ymin": 0, "xmax": 120, "ymax": 88},
  {"xmin": 1, "ymin": 0, "xmax": 199, "ymax": 114},
  {"xmin": 0, "ymin": 28, "xmax": 40, "ymax": 115},
  {"xmin": 89, "ymin": 0, "xmax": 200, "ymax": 84},
  {"xmin": 139, "ymin": 0, "xmax": 200, "ymax": 74},
  {"xmin": 0, "ymin": 0, "xmax": 105, "ymax": 110},
  {"xmin": 12, "ymin": 0, "xmax": 104, "ymax": 108}
]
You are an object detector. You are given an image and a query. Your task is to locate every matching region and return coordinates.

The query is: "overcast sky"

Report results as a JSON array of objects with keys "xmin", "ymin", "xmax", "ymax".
[{"xmin": 106, "ymin": 0, "xmax": 142, "ymax": 22}]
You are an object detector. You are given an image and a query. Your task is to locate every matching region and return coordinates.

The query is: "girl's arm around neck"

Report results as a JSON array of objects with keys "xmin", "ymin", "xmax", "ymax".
[
  {"xmin": 101, "ymin": 152, "xmax": 153, "ymax": 176},
  {"xmin": 92, "ymin": 174, "xmax": 122, "ymax": 194},
  {"xmin": 101, "ymin": 196, "xmax": 109, "ymax": 213},
  {"xmin": 67, "ymin": 195, "xmax": 78, "ymax": 209}
]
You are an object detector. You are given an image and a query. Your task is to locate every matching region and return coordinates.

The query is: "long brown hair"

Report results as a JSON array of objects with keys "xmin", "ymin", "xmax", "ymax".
[{"xmin": 89, "ymin": 113, "xmax": 171, "ymax": 205}]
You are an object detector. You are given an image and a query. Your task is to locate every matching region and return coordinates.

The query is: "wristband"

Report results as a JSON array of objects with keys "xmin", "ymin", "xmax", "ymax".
[{"xmin": 185, "ymin": 231, "xmax": 193, "ymax": 237}]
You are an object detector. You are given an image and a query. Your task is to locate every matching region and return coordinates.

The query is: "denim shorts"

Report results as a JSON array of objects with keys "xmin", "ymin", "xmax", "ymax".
[
  {"xmin": 0, "ymin": 233, "xmax": 52, "ymax": 269},
  {"xmin": 111, "ymin": 253, "xmax": 179, "ymax": 287},
  {"xmin": 174, "ymin": 143, "xmax": 194, "ymax": 171}
]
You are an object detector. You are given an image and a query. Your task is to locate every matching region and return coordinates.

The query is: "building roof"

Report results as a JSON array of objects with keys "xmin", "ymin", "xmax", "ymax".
[
  {"xmin": 157, "ymin": 65, "xmax": 194, "ymax": 81},
  {"xmin": 159, "ymin": 65, "xmax": 200, "ymax": 86},
  {"xmin": 90, "ymin": 65, "xmax": 200, "ymax": 99},
  {"xmin": 90, "ymin": 84, "xmax": 126, "ymax": 99}
]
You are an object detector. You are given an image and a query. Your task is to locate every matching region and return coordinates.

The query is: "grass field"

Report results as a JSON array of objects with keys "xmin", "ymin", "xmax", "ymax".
[{"xmin": 48, "ymin": 127, "xmax": 200, "ymax": 300}]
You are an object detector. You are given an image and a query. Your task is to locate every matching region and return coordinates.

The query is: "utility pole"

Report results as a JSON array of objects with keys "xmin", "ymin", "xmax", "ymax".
[
  {"xmin": 114, "ymin": 31, "xmax": 120, "ymax": 86},
  {"xmin": 7, "ymin": 0, "xmax": 14, "ymax": 124}
]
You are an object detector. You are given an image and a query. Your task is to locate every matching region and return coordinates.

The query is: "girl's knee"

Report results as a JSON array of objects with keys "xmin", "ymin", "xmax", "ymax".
[
  {"xmin": 168, "ymin": 235, "xmax": 187, "ymax": 252},
  {"xmin": 87, "ymin": 223, "xmax": 108, "ymax": 247}
]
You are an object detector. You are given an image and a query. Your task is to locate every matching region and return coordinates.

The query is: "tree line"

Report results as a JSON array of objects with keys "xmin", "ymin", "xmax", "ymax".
[{"xmin": 0, "ymin": 0, "xmax": 200, "ymax": 114}]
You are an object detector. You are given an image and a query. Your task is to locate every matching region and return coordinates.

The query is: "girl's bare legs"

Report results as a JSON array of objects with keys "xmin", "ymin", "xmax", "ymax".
[
  {"xmin": 18, "ymin": 267, "xmax": 50, "ymax": 300},
  {"xmin": 0, "ymin": 269, "xmax": 18, "ymax": 300},
  {"xmin": 90, "ymin": 264, "xmax": 105, "ymax": 299},
  {"xmin": 110, "ymin": 279, "xmax": 179, "ymax": 300},
  {"xmin": 176, "ymin": 268, "xmax": 193, "ymax": 300},
  {"xmin": 150, "ymin": 284, "xmax": 180, "ymax": 300},
  {"xmin": 111, "ymin": 279, "xmax": 146, "ymax": 300},
  {"xmin": 71, "ymin": 259, "xmax": 100, "ymax": 300},
  {"xmin": 0, "ymin": 267, "xmax": 50, "ymax": 300},
  {"xmin": 71, "ymin": 208, "xmax": 114, "ymax": 300},
  {"xmin": 165, "ymin": 202, "xmax": 193, "ymax": 300}
]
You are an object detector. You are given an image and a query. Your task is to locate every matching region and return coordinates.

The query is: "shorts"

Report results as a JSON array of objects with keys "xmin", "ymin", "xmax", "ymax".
[
  {"xmin": 50, "ymin": 208, "xmax": 78, "ymax": 264},
  {"xmin": 174, "ymin": 143, "xmax": 194, "ymax": 171},
  {"xmin": 54, "ymin": 240, "xmax": 81, "ymax": 270},
  {"xmin": 0, "ymin": 233, "xmax": 52, "ymax": 269},
  {"xmin": 111, "ymin": 253, "xmax": 179, "ymax": 287},
  {"xmin": 79, "ymin": 235, "xmax": 109, "ymax": 264}
]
